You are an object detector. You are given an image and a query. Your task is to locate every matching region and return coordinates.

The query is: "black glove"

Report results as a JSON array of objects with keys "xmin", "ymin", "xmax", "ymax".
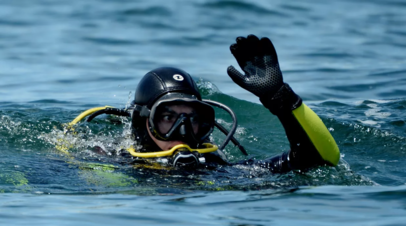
[{"xmin": 227, "ymin": 35, "xmax": 302, "ymax": 115}]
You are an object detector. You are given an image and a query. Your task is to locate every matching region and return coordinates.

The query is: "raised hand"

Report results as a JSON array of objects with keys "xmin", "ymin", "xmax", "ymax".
[
  {"xmin": 227, "ymin": 34, "xmax": 301, "ymax": 115},
  {"xmin": 227, "ymin": 34, "xmax": 284, "ymax": 98}
]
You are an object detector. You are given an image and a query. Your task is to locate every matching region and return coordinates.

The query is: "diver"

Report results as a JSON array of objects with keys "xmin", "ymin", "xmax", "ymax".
[{"xmin": 69, "ymin": 34, "xmax": 340, "ymax": 172}]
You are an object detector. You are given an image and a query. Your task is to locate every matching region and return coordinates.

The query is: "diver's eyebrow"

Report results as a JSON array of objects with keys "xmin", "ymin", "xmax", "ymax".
[
  {"xmin": 162, "ymin": 106, "xmax": 177, "ymax": 114},
  {"xmin": 161, "ymin": 105, "xmax": 197, "ymax": 114}
]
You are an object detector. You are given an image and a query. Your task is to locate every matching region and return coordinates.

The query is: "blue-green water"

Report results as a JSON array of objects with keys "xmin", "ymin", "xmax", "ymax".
[{"xmin": 1, "ymin": 0, "xmax": 406, "ymax": 225}]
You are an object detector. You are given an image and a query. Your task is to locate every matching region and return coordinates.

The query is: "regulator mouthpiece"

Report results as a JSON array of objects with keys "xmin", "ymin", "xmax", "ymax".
[{"xmin": 172, "ymin": 149, "xmax": 200, "ymax": 168}]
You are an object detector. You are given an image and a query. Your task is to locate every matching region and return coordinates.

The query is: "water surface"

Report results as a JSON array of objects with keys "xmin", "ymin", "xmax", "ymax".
[{"xmin": 1, "ymin": 0, "xmax": 406, "ymax": 225}]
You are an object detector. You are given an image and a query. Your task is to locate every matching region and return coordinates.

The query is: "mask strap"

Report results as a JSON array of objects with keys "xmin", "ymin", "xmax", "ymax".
[{"xmin": 133, "ymin": 105, "xmax": 151, "ymax": 117}]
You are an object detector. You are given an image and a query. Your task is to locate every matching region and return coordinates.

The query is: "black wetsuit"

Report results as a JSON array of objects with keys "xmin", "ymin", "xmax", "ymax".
[
  {"xmin": 204, "ymin": 109, "xmax": 332, "ymax": 173},
  {"xmin": 125, "ymin": 101, "xmax": 340, "ymax": 173}
]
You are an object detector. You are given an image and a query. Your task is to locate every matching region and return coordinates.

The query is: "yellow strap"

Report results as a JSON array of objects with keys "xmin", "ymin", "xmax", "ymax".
[
  {"xmin": 56, "ymin": 106, "xmax": 115, "ymax": 155},
  {"xmin": 69, "ymin": 106, "xmax": 115, "ymax": 126},
  {"xmin": 292, "ymin": 103, "xmax": 340, "ymax": 166},
  {"xmin": 127, "ymin": 143, "xmax": 218, "ymax": 158}
]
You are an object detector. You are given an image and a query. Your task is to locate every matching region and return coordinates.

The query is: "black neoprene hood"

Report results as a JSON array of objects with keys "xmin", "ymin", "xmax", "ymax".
[{"xmin": 134, "ymin": 67, "xmax": 202, "ymax": 108}]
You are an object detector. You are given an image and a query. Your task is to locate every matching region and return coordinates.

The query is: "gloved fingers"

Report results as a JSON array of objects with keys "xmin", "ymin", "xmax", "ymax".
[
  {"xmin": 227, "ymin": 65, "xmax": 248, "ymax": 89},
  {"xmin": 231, "ymin": 35, "xmax": 263, "ymax": 69},
  {"xmin": 230, "ymin": 35, "xmax": 280, "ymax": 74},
  {"xmin": 246, "ymin": 34, "xmax": 261, "ymax": 58},
  {"xmin": 237, "ymin": 35, "xmax": 261, "ymax": 61},
  {"xmin": 259, "ymin": 37, "xmax": 278, "ymax": 62},
  {"xmin": 247, "ymin": 34, "xmax": 260, "ymax": 42},
  {"xmin": 236, "ymin": 36, "xmax": 247, "ymax": 43},
  {"xmin": 230, "ymin": 38, "xmax": 248, "ymax": 70}
]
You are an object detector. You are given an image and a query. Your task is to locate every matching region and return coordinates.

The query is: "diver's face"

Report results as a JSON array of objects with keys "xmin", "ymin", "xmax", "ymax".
[{"xmin": 147, "ymin": 104, "xmax": 199, "ymax": 150}]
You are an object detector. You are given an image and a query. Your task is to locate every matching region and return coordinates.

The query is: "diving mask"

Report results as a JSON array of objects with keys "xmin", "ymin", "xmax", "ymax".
[{"xmin": 136, "ymin": 93, "xmax": 215, "ymax": 147}]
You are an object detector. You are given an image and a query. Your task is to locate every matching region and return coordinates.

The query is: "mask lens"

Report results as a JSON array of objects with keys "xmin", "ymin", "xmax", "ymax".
[
  {"xmin": 154, "ymin": 109, "xmax": 203, "ymax": 135},
  {"xmin": 155, "ymin": 111, "xmax": 178, "ymax": 134},
  {"xmin": 151, "ymin": 101, "xmax": 214, "ymax": 141}
]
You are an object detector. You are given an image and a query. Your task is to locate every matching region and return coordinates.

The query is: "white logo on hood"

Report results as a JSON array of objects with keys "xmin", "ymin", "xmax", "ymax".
[{"xmin": 173, "ymin": 74, "xmax": 184, "ymax": 81}]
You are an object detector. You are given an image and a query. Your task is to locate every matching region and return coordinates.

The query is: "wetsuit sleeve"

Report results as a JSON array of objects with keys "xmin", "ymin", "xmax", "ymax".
[
  {"xmin": 236, "ymin": 84, "xmax": 340, "ymax": 173},
  {"xmin": 261, "ymin": 103, "xmax": 340, "ymax": 173}
]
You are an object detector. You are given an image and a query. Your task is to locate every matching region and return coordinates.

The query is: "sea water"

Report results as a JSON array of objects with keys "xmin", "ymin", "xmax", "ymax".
[{"xmin": 1, "ymin": 0, "xmax": 406, "ymax": 225}]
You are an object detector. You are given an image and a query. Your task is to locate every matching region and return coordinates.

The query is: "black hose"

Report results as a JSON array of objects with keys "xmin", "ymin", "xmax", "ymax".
[
  {"xmin": 203, "ymin": 99, "xmax": 247, "ymax": 155},
  {"xmin": 214, "ymin": 122, "xmax": 248, "ymax": 156},
  {"xmin": 86, "ymin": 108, "xmax": 131, "ymax": 122}
]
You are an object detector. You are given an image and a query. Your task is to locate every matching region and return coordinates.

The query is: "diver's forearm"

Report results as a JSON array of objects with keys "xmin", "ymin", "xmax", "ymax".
[
  {"xmin": 277, "ymin": 103, "xmax": 340, "ymax": 169},
  {"xmin": 240, "ymin": 103, "xmax": 340, "ymax": 173}
]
